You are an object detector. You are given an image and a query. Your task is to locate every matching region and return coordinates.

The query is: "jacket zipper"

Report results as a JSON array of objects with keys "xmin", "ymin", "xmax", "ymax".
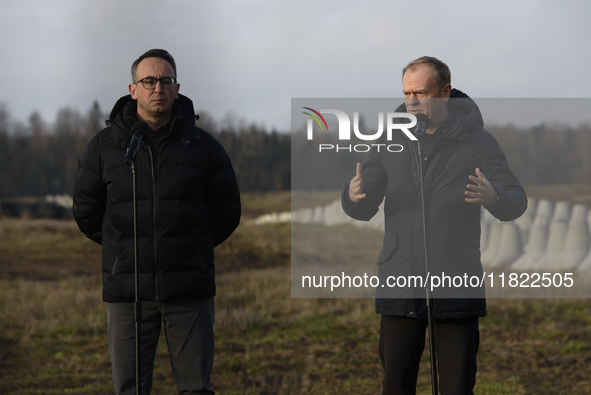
[
  {"xmin": 411, "ymin": 138, "xmax": 428, "ymax": 296},
  {"xmin": 143, "ymin": 117, "xmax": 177, "ymax": 302},
  {"xmin": 146, "ymin": 144, "xmax": 160, "ymax": 301}
]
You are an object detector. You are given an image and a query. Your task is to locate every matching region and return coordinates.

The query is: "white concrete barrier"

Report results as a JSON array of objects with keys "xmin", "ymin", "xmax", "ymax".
[
  {"xmin": 324, "ymin": 200, "xmax": 345, "ymax": 226},
  {"xmin": 489, "ymin": 222, "xmax": 523, "ymax": 268},
  {"xmin": 292, "ymin": 207, "xmax": 313, "ymax": 224},
  {"xmin": 481, "ymin": 220, "xmax": 502, "ymax": 268},
  {"xmin": 480, "ymin": 208, "xmax": 496, "ymax": 254},
  {"xmin": 555, "ymin": 204, "xmax": 590, "ymax": 271},
  {"xmin": 260, "ymin": 197, "xmax": 591, "ymax": 276},
  {"xmin": 311, "ymin": 206, "xmax": 325, "ymax": 224},
  {"xmin": 511, "ymin": 199, "xmax": 553, "ymax": 271},
  {"xmin": 515, "ymin": 198, "xmax": 537, "ymax": 246},
  {"xmin": 537, "ymin": 201, "xmax": 571, "ymax": 271},
  {"xmin": 575, "ymin": 210, "xmax": 591, "ymax": 275}
]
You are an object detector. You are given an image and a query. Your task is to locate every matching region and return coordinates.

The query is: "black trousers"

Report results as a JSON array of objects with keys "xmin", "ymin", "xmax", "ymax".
[{"xmin": 379, "ymin": 315, "xmax": 480, "ymax": 395}]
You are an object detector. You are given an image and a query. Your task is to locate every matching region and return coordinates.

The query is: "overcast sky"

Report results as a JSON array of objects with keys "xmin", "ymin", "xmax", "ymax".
[{"xmin": 1, "ymin": 0, "xmax": 590, "ymax": 131}]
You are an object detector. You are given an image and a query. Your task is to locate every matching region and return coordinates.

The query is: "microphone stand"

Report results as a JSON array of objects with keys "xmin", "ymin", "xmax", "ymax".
[
  {"xmin": 125, "ymin": 131, "xmax": 143, "ymax": 395},
  {"xmin": 416, "ymin": 133, "xmax": 438, "ymax": 395},
  {"xmin": 132, "ymin": 157, "xmax": 142, "ymax": 395}
]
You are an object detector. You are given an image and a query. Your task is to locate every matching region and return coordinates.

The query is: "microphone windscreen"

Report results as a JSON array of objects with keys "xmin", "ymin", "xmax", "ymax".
[
  {"xmin": 415, "ymin": 113, "xmax": 429, "ymax": 126},
  {"xmin": 131, "ymin": 121, "xmax": 152, "ymax": 134}
]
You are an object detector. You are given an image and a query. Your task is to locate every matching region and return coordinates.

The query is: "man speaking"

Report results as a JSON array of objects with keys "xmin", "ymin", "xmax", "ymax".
[
  {"xmin": 342, "ymin": 56, "xmax": 527, "ymax": 394},
  {"xmin": 73, "ymin": 49, "xmax": 241, "ymax": 394}
]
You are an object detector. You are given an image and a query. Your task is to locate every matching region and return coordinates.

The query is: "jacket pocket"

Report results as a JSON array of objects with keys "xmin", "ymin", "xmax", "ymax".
[
  {"xmin": 446, "ymin": 234, "xmax": 481, "ymax": 268},
  {"xmin": 193, "ymin": 228, "xmax": 207, "ymax": 270},
  {"xmin": 110, "ymin": 232, "xmax": 122, "ymax": 278},
  {"xmin": 102, "ymin": 232, "xmax": 123, "ymax": 279},
  {"xmin": 377, "ymin": 233, "xmax": 399, "ymax": 265}
]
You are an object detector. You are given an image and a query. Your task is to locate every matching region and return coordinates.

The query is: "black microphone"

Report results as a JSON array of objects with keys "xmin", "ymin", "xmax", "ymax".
[
  {"xmin": 124, "ymin": 121, "xmax": 150, "ymax": 165},
  {"xmin": 414, "ymin": 113, "xmax": 430, "ymax": 139}
]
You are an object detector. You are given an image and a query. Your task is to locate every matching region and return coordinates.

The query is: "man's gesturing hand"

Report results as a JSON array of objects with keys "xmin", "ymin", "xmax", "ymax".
[
  {"xmin": 348, "ymin": 162, "xmax": 366, "ymax": 203},
  {"xmin": 465, "ymin": 168, "xmax": 499, "ymax": 206}
]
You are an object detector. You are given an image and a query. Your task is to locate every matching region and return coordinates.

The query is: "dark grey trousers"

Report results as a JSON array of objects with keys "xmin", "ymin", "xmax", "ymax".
[{"xmin": 107, "ymin": 298, "xmax": 215, "ymax": 395}]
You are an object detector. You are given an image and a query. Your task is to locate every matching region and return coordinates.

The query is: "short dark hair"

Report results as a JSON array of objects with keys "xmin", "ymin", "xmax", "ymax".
[
  {"xmin": 402, "ymin": 56, "xmax": 451, "ymax": 90},
  {"xmin": 131, "ymin": 49, "xmax": 177, "ymax": 82}
]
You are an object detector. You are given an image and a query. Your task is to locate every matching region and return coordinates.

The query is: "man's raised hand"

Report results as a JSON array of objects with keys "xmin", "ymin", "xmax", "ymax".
[
  {"xmin": 465, "ymin": 168, "xmax": 499, "ymax": 206},
  {"xmin": 348, "ymin": 162, "xmax": 366, "ymax": 203}
]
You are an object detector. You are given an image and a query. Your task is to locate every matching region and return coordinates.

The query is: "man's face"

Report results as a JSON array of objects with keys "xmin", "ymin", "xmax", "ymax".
[
  {"xmin": 402, "ymin": 64, "xmax": 450, "ymax": 123},
  {"xmin": 129, "ymin": 57, "xmax": 179, "ymax": 121}
]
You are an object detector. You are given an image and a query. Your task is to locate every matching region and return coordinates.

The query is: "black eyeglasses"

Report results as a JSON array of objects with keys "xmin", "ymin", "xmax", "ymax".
[{"xmin": 134, "ymin": 77, "xmax": 177, "ymax": 89}]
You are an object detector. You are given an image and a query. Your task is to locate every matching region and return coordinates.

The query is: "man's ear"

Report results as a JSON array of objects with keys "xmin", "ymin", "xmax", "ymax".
[
  {"xmin": 441, "ymin": 83, "xmax": 452, "ymax": 102},
  {"xmin": 129, "ymin": 83, "xmax": 137, "ymax": 100}
]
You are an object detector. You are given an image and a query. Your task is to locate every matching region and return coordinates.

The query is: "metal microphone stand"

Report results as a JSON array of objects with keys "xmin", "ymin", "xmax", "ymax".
[
  {"xmin": 132, "ymin": 157, "xmax": 142, "ymax": 395},
  {"xmin": 416, "ymin": 134, "xmax": 438, "ymax": 395},
  {"xmin": 125, "ymin": 128, "xmax": 144, "ymax": 395}
]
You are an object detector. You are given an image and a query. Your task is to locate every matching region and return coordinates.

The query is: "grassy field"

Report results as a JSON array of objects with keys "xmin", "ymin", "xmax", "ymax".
[{"xmin": 1, "ymin": 191, "xmax": 591, "ymax": 394}]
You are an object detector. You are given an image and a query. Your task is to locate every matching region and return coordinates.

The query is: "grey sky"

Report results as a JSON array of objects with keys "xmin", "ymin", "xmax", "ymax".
[{"xmin": 1, "ymin": 0, "xmax": 590, "ymax": 131}]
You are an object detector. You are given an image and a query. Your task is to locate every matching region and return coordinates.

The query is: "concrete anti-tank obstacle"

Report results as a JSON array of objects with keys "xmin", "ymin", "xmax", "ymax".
[
  {"xmin": 324, "ymin": 199, "xmax": 345, "ymax": 226},
  {"xmin": 536, "ymin": 201, "xmax": 572, "ymax": 271},
  {"xmin": 511, "ymin": 199, "xmax": 553, "ymax": 271},
  {"xmin": 292, "ymin": 207, "xmax": 313, "ymax": 224},
  {"xmin": 278, "ymin": 212, "xmax": 291, "ymax": 223},
  {"xmin": 278, "ymin": 197, "xmax": 587, "ymax": 274},
  {"xmin": 514, "ymin": 198, "xmax": 537, "ymax": 246},
  {"xmin": 575, "ymin": 210, "xmax": 591, "ymax": 275},
  {"xmin": 488, "ymin": 222, "xmax": 523, "ymax": 268},
  {"xmin": 366, "ymin": 201, "xmax": 385, "ymax": 231},
  {"xmin": 252, "ymin": 212, "xmax": 278, "ymax": 225},
  {"xmin": 481, "ymin": 219, "xmax": 502, "ymax": 268},
  {"xmin": 554, "ymin": 203, "xmax": 590, "ymax": 271},
  {"xmin": 480, "ymin": 208, "xmax": 496, "ymax": 254},
  {"xmin": 311, "ymin": 206, "xmax": 325, "ymax": 224}
]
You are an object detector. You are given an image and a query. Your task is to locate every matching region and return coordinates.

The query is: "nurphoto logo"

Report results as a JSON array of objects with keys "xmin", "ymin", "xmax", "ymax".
[{"xmin": 302, "ymin": 107, "xmax": 419, "ymax": 153}]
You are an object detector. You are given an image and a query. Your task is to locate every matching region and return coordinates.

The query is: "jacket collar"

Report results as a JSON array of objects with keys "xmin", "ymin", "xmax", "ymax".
[{"xmin": 107, "ymin": 94, "xmax": 202, "ymax": 148}]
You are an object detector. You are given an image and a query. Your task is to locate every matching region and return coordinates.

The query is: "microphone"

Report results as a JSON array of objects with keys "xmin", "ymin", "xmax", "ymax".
[
  {"xmin": 124, "ymin": 121, "xmax": 150, "ymax": 165},
  {"xmin": 414, "ymin": 113, "xmax": 430, "ymax": 139}
]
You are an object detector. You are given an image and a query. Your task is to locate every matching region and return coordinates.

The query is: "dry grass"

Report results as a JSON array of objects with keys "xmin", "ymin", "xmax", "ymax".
[
  {"xmin": 1, "ymin": 190, "xmax": 591, "ymax": 394},
  {"xmin": 0, "ymin": 218, "xmax": 100, "ymax": 280},
  {"xmin": 0, "ymin": 276, "xmax": 104, "ymax": 337}
]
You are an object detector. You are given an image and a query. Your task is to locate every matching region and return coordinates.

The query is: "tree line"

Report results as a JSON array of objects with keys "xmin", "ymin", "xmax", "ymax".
[
  {"xmin": 0, "ymin": 102, "xmax": 290, "ymax": 199},
  {"xmin": 487, "ymin": 123, "xmax": 591, "ymax": 186},
  {"xmin": 0, "ymin": 100, "xmax": 590, "ymax": 199},
  {"xmin": 291, "ymin": 122, "xmax": 591, "ymax": 191}
]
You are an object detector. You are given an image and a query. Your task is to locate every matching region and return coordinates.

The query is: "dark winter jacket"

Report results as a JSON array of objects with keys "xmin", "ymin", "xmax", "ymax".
[
  {"xmin": 73, "ymin": 94, "xmax": 241, "ymax": 302},
  {"xmin": 342, "ymin": 89, "xmax": 527, "ymax": 319}
]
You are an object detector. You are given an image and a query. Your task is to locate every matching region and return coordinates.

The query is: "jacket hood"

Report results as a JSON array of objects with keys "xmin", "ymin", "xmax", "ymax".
[
  {"xmin": 443, "ymin": 88, "xmax": 484, "ymax": 140},
  {"xmin": 396, "ymin": 88, "xmax": 484, "ymax": 140}
]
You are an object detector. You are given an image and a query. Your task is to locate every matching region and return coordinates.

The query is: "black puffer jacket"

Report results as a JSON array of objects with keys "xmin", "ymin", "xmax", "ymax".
[
  {"xmin": 342, "ymin": 89, "xmax": 527, "ymax": 319},
  {"xmin": 73, "ymin": 94, "xmax": 241, "ymax": 302}
]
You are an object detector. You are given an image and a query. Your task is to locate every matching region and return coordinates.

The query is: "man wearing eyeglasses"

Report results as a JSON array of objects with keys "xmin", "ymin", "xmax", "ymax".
[{"xmin": 73, "ymin": 49, "xmax": 241, "ymax": 394}]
